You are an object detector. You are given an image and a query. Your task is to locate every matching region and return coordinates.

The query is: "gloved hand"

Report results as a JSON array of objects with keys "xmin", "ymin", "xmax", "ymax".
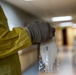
[{"xmin": 26, "ymin": 22, "xmax": 55, "ymax": 43}]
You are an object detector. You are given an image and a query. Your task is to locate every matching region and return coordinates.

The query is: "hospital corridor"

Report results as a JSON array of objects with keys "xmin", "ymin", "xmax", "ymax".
[{"xmin": 0, "ymin": 0, "xmax": 76, "ymax": 75}]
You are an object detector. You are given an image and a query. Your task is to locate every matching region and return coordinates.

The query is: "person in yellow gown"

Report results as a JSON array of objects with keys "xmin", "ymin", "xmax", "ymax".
[{"xmin": 0, "ymin": 5, "xmax": 55, "ymax": 75}]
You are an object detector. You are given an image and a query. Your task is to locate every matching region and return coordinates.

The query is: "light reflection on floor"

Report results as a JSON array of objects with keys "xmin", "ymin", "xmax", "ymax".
[{"xmin": 39, "ymin": 46, "xmax": 76, "ymax": 75}]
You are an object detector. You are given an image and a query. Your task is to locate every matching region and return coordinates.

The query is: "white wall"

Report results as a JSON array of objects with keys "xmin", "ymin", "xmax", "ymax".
[{"xmin": 0, "ymin": 1, "xmax": 40, "ymax": 30}]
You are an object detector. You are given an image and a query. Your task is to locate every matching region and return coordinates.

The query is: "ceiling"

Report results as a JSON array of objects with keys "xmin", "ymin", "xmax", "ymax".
[{"xmin": 4, "ymin": 0, "xmax": 76, "ymax": 23}]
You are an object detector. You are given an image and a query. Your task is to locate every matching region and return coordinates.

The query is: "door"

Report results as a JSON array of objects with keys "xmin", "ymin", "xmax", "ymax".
[{"xmin": 62, "ymin": 28, "xmax": 67, "ymax": 45}]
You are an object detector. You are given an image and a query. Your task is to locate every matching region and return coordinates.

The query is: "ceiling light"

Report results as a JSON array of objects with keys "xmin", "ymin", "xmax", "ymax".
[
  {"xmin": 59, "ymin": 22, "xmax": 73, "ymax": 27},
  {"xmin": 24, "ymin": 0, "xmax": 34, "ymax": 1},
  {"xmin": 51, "ymin": 16, "xmax": 72, "ymax": 22}
]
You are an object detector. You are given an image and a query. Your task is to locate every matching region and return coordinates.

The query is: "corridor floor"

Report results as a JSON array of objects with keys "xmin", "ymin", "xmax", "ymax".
[{"xmin": 22, "ymin": 63, "xmax": 39, "ymax": 75}]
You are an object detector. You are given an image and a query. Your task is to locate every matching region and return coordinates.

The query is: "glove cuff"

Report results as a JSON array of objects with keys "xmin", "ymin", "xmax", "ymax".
[{"xmin": 26, "ymin": 24, "xmax": 42, "ymax": 43}]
